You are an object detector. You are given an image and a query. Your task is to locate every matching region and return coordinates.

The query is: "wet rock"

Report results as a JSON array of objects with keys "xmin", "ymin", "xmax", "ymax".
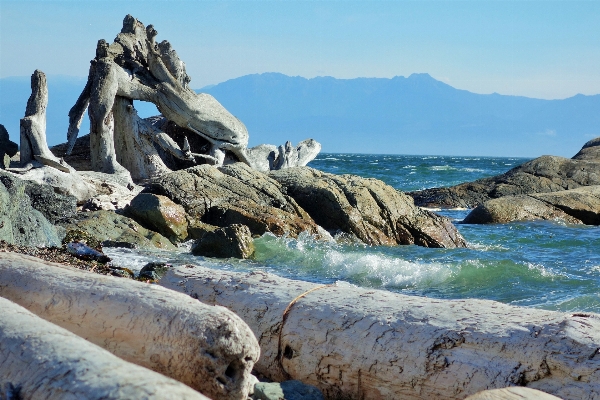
[
  {"xmin": 125, "ymin": 193, "xmax": 188, "ymax": 242},
  {"xmin": 139, "ymin": 262, "xmax": 171, "ymax": 280},
  {"xmin": 464, "ymin": 185, "xmax": 600, "ymax": 225},
  {"xmin": 110, "ymin": 267, "xmax": 135, "ymax": 278},
  {"xmin": 410, "ymin": 138, "xmax": 600, "ymax": 209},
  {"xmin": 66, "ymin": 242, "xmax": 111, "ymax": 263},
  {"xmin": 60, "ymin": 210, "xmax": 176, "ymax": 251},
  {"xmin": 145, "ymin": 163, "xmax": 320, "ymax": 238},
  {"xmin": 0, "ymin": 171, "xmax": 63, "ymax": 247},
  {"xmin": 270, "ymin": 167, "xmax": 466, "ymax": 248},
  {"xmin": 62, "ymin": 229, "xmax": 102, "ymax": 249},
  {"xmin": 187, "ymin": 221, "xmax": 219, "ymax": 240},
  {"xmin": 252, "ymin": 380, "xmax": 324, "ymax": 400},
  {"xmin": 101, "ymin": 240, "xmax": 137, "ymax": 249},
  {"xmin": 191, "ymin": 224, "xmax": 255, "ymax": 259}
]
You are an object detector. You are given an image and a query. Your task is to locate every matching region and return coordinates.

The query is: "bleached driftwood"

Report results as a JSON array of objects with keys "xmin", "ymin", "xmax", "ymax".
[
  {"xmin": 465, "ymin": 387, "xmax": 561, "ymax": 400},
  {"xmin": 18, "ymin": 70, "xmax": 72, "ymax": 172},
  {"xmin": 68, "ymin": 15, "xmax": 320, "ymax": 176},
  {"xmin": 67, "ymin": 15, "xmax": 250, "ymax": 174},
  {"xmin": 112, "ymin": 96, "xmax": 195, "ymax": 180},
  {"xmin": 246, "ymin": 139, "xmax": 322, "ymax": 172},
  {"xmin": 0, "ymin": 252, "xmax": 259, "ymax": 400},
  {"xmin": 159, "ymin": 265, "xmax": 600, "ymax": 400},
  {"xmin": 0, "ymin": 296, "xmax": 208, "ymax": 400}
]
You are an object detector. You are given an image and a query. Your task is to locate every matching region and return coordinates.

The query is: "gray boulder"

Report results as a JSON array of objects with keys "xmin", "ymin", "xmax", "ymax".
[
  {"xmin": 145, "ymin": 163, "xmax": 321, "ymax": 238},
  {"xmin": 126, "ymin": 193, "xmax": 188, "ymax": 243},
  {"xmin": 270, "ymin": 167, "xmax": 467, "ymax": 248},
  {"xmin": 23, "ymin": 179, "xmax": 77, "ymax": 224},
  {"xmin": 17, "ymin": 166, "xmax": 96, "ymax": 204},
  {"xmin": 60, "ymin": 210, "xmax": 176, "ymax": 250},
  {"xmin": 191, "ymin": 224, "xmax": 255, "ymax": 259},
  {"xmin": 463, "ymin": 185, "xmax": 600, "ymax": 225},
  {"xmin": 410, "ymin": 137, "xmax": 600, "ymax": 208},
  {"xmin": 0, "ymin": 171, "xmax": 64, "ymax": 247}
]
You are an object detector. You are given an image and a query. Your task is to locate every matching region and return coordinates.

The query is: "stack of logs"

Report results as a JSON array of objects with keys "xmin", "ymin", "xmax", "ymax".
[{"xmin": 1, "ymin": 252, "xmax": 599, "ymax": 399}]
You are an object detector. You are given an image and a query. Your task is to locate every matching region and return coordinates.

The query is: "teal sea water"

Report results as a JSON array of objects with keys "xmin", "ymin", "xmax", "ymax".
[{"xmin": 105, "ymin": 154, "xmax": 600, "ymax": 313}]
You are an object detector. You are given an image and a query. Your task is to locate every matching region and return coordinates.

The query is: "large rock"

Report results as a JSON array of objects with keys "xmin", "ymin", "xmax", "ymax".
[
  {"xmin": 410, "ymin": 138, "xmax": 600, "ymax": 208},
  {"xmin": 0, "ymin": 171, "xmax": 64, "ymax": 247},
  {"xmin": 270, "ymin": 167, "xmax": 466, "ymax": 248},
  {"xmin": 145, "ymin": 163, "xmax": 321, "ymax": 238},
  {"xmin": 192, "ymin": 224, "xmax": 255, "ymax": 259},
  {"xmin": 572, "ymin": 136, "xmax": 600, "ymax": 161},
  {"xmin": 126, "ymin": 193, "xmax": 188, "ymax": 242},
  {"xmin": 464, "ymin": 185, "xmax": 600, "ymax": 225},
  {"xmin": 20, "ymin": 174, "xmax": 77, "ymax": 224},
  {"xmin": 60, "ymin": 210, "xmax": 176, "ymax": 250},
  {"xmin": 18, "ymin": 166, "xmax": 96, "ymax": 204}
]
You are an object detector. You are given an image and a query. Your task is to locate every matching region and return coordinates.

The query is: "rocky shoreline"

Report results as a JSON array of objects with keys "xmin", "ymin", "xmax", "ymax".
[
  {"xmin": 1, "ymin": 13, "xmax": 599, "ymax": 400},
  {"xmin": 409, "ymin": 137, "xmax": 600, "ymax": 225}
]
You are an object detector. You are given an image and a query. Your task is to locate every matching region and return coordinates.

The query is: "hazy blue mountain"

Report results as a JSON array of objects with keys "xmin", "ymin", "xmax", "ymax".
[
  {"xmin": 2, "ymin": 73, "xmax": 599, "ymax": 157},
  {"xmin": 201, "ymin": 73, "xmax": 600, "ymax": 157}
]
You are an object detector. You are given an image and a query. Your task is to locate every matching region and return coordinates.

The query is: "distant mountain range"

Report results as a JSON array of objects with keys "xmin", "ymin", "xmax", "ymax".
[{"xmin": 2, "ymin": 72, "xmax": 599, "ymax": 157}]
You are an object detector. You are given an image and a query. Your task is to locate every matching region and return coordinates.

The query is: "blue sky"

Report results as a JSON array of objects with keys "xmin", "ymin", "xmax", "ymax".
[{"xmin": 1, "ymin": 0, "xmax": 600, "ymax": 99}]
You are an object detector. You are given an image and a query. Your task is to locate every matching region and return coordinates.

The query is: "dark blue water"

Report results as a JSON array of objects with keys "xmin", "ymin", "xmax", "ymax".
[{"xmin": 106, "ymin": 154, "xmax": 600, "ymax": 313}]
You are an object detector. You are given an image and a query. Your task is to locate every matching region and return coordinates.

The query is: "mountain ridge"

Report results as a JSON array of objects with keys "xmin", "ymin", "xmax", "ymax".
[{"xmin": 1, "ymin": 73, "xmax": 599, "ymax": 157}]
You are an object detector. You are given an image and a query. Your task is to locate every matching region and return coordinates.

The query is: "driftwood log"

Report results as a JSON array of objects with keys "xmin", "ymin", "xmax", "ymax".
[
  {"xmin": 159, "ymin": 265, "xmax": 600, "ymax": 400},
  {"xmin": 0, "ymin": 253, "xmax": 259, "ymax": 400},
  {"xmin": 0, "ymin": 296, "xmax": 209, "ymax": 400}
]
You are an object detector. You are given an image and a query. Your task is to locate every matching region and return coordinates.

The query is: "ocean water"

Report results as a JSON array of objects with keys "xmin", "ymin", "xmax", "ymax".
[{"xmin": 105, "ymin": 154, "xmax": 600, "ymax": 313}]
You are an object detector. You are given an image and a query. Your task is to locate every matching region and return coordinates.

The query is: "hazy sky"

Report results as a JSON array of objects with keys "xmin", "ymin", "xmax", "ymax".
[{"xmin": 1, "ymin": 0, "xmax": 600, "ymax": 99}]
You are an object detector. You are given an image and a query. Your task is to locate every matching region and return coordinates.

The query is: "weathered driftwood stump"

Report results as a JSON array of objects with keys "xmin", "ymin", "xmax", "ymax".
[
  {"xmin": 19, "ymin": 70, "xmax": 72, "ymax": 172},
  {"xmin": 159, "ymin": 265, "xmax": 600, "ymax": 400},
  {"xmin": 0, "ymin": 296, "xmax": 209, "ymax": 400},
  {"xmin": 0, "ymin": 253, "xmax": 260, "ymax": 400}
]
